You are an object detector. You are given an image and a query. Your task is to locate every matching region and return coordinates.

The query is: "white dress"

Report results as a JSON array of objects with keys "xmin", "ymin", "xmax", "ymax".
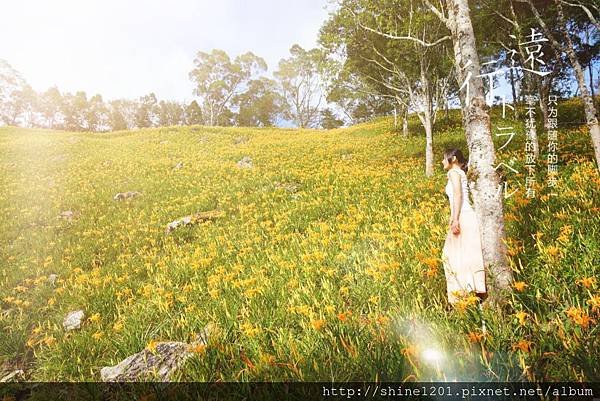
[{"xmin": 442, "ymin": 167, "xmax": 486, "ymax": 304}]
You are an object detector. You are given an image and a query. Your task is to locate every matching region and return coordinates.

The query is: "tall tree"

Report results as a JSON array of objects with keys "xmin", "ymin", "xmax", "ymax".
[
  {"xmin": 61, "ymin": 91, "xmax": 88, "ymax": 131},
  {"xmin": 158, "ymin": 100, "xmax": 185, "ymax": 127},
  {"xmin": 135, "ymin": 93, "xmax": 158, "ymax": 128},
  {"xmin": 189, "ymin": 49, "xmax": 267, "ymax": 126},
  {"xmin": 87, "ymin": 94, "xmax": 109, "ymax": 132},
  {"xmin": 184, "ymin": 100, "xmax": 203, "ymax": 125},
  {"xmin": 232, "ymin": 77, "xmax": 281, "ymax": 127},
  {"xmin": 274, "ymin": 44, "xmax": 324, "ymax": 128},
  {"xmin": 523, "ymin": 0, "xmax": 600, "ymax": 170},
  {"xmin": 40, "ymin": 86, "xmax": 64, "ymax": 129},
  {"xmin": 323, "ymin": 0, "xmax": 455, "ymax": 176},
  {"xmin": 0, "ymin": 59, "xmax": 29, "ymax": 125},
  {"xmin": 320, "ymin": 108, "xmax": 345, "ymax": 128},
  {"xmin": 109, "ymin": 99, "xmax": 137, "ymax": 131},
  {"xmin": 420, "ymin": 0, "xmax": 512, "ymax": 296}
]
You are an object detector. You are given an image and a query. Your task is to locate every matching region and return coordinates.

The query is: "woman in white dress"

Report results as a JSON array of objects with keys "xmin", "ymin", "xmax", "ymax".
[{"xmin": 441, "ymin": 148, "xmax": 487, "ymax": 305}]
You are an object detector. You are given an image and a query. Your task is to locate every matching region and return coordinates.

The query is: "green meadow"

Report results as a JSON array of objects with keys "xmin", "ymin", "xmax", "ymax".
[{"xmin": 0, "ymin": 107, "xmax": 598, "ymax": 381}]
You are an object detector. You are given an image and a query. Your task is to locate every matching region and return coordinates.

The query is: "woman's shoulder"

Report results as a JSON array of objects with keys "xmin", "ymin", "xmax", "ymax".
[{"xmin": 447, "ymin": 167, "xmax": 465, "ymax": 177}]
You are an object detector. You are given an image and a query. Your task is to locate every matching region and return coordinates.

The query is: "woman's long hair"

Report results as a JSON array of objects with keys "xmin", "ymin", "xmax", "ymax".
[{"xmin": 443, "ymin": 148, "xmax": 468, "ymax": 173}]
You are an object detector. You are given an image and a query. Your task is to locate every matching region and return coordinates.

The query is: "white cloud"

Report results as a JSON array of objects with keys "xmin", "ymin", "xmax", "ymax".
[{"xmin": 0, "ymin": 0, "xmax": 330, "ymax": 102}]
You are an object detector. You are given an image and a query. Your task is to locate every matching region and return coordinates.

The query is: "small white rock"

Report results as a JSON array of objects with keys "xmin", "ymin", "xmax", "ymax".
[
  {"xmin": 113, "ymin": 191, "xmax": 141, "ymax": 201},
  {"xmin": 0, "ymin": 369, "xmax": 24, "ymax": 382},
  {"xmin": 59, "ymin": 210, "xmax": 75, "ymax": 219},
  {"xmin": 236, "ymin": 156, "xmax": 253, "ymax": 169},
  {"xmin": 63, "ymin": 310, "xmax": 85, "ymax": 330}
]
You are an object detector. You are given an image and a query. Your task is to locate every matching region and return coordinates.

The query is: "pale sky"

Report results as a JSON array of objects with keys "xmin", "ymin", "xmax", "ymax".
[{"xmin": 0, "ymin": 0, "xmax": 333, "ymax": 103}]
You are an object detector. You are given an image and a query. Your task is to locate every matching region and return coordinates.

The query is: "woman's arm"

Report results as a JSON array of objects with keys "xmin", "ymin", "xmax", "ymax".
[{"xmin": 449, "ymin": 170, "xmax": 462, "ymax": 235}]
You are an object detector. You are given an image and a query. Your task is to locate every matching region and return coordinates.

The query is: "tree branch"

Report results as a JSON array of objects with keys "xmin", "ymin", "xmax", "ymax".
[
  {"xmin": 423, "ymin": 0, "xmax": 449, "ymax": 27},
  {"xmin": 559, "ymin": 0, "xmax": 599, "ymax": 30},
  {"xmin": 346, "ymin": 5, "xmax": 451, "ymax": 47}
]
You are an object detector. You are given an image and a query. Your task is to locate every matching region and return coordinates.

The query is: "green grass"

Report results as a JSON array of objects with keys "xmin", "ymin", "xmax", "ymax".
[{"xmin": 0, "ymin": 106, "xmax": 598, "ymax": 382}]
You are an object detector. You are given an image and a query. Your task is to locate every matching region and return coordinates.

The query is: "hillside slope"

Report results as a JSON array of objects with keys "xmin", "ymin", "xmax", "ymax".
[{"xmin": 0, "ymin": 113, "xmax": 598, "ymax": 381}]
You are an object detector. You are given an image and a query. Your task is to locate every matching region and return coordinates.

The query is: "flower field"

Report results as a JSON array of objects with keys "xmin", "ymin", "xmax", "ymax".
[{"xmin": 0, "ymin": 113, "xmax": 598, "ymax": 381}]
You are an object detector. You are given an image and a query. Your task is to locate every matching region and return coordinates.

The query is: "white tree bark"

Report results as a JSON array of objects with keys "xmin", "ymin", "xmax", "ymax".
[{"xmin": 432, "ymin": 0, "xmax": 512, "ymax": 296}]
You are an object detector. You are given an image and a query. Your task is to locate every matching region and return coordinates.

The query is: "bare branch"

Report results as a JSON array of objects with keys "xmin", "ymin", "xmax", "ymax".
[
  {"xmin": 516, "ymin": 0, "xmax": 564, "ymax": 52},
  {"xmin": 559, "ymin": 0, "xmax": 600, "ymax": 30},
  {"xmin": 346, "ymin": 5, "xmax": 451, "ymax": 47},
  {"xmin": 481, "ymin": 0, "xmax": 519, "ymax": 28},
  {"xmin": 423, "ymin": 0, "xmax": 449, "ymax": 27}
]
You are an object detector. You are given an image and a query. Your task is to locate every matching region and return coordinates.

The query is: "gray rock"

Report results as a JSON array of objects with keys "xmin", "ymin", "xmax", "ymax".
[
  {"xmin": 113, "ymin": 191, "xmax": 141, "ymax": 201},
  {"xmin": 63, "ymin": 310, "xmax": 85, "ymax": 330},
  {"xmin": 100, "ymin": 323, "xmax": 214, "ymax": 382},
  {"xmin": 236, "ymin": 156, "xmax": 253, "ymax": 169},
  {"xmin": 59, "ymin": 210, "xmax": 75, "ymax": 219},
  {"xmin": 48, "ymin": 274, "xmax": 58, "ymax": 286},
  {"xmin": 341, "ymin": 153, "xmax": 353, "ymax": 160},
  {"xmin": 0, "ymin": 369, "xmax": 24, "ymax": 382},
  {"xmin": 233, "ymin": 136, "xmax": 249, "ymax": 145},
  {"xmin": 173, "ymin": 162, "xmax": 184, "ymax": 170},
  {"xmin": 165, "ymin": 210, "xmax": 225, "ymax": 234},
  {"xmin": 274, "ymin": 180, "xmax": 301, "ymax": 193}
]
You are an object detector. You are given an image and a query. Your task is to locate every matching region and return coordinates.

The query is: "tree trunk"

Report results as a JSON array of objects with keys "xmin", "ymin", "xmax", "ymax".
[
  {"xmin": 445, "ymin": 0, "xmax": 512, "ymax": 297},
  {"xmin": 445, "ymin": 97, "xmax": 449, "ymax": 121},
  {"xmin": 403, "ymin": 110, "xmax": 408, "ymax": 137},
  {"xmin": 529, "ymin": 0, "xmax": 600, "ymax": 170},
  {"xmin": 590, "ymin": 63, "xmax": 595, "ymax": 98},
  {"xmin": 424, "ymin": 112, "xmax": 434, "ymax": 177},
  {"xmin": 421, "ymin": 66, "xmax": 435, "ymax": 177},
  {"xmin": 539, "ymin": 83, "xmax": 550, "ymax": 131},
  {"xmin": 509, "ymin": 66, "xmax": 519, "ymax": 120},
  {"xmin": 556, "ymin": 2, "xmax": 600, "ymax": 170}
]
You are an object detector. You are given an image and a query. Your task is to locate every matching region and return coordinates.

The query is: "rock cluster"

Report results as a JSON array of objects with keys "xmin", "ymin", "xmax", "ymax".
[
  {"xmin": 165, "ymin": 210, "xmax": 225, "ymax": 234},
  {"xmin": 236, "ymin": 156, "xmax": 253, "ymax": 168},
  {"xmin": 113, "ymin": 191, "xmax": 141, "ymax": 201}
]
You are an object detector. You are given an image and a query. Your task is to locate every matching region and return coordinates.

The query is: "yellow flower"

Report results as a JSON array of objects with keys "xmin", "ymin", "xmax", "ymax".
[
  {"xmin": 310, "ymin": 319, "xmax": 326, "ymax": 331},
  {"xmin": 576, "ymin": 277, "xmax": 597, "ymax": 289},
  {"xmin": 587, "ymin": 295, "xmax": 600, "ymax": 313},
  {"xmin": 512, "ymin": 340, "xmax": 532, "ymax": 353},
  {"xmin": 467, "ymin": 331, "xmax": 484, "ymax": 343},
  {"xmin": 545, "ymin": 245, "xmax": 561, "ymax": 258},
  {"xmin": 422, "ymin": 257, "xmax": 439, "ymax": 270},
  {"xmin": 91, "ymin": 331, "xmax": 103, "ymax": 341},
  {"xmin": 240, "ymin": 322, "xmax": 260, "ymax": 337},
  {"xmin": 88, "ymin": 313, "xmax": 101, "ymax": 323},
  {"xmin": 512, "ymin": 281, "xmax": 528, "ymax": 292},
  {"xmin": 337, "ymin": 311, "xmax": 352, "ymax": 322},
  {"xmin": 189, "ymin": 343, "xmax": 206, "ymax": 354},
  {"xmin": 557, "ymin": 225, "xmax": 572, "ymax": 243},
  {"xmin": 43, "ymin": 335, "xmax": 56, "ymax": 347},
  {"xmin": 147, "ymin": 339, "xmax": 159, "ymax": 352},
  {"xmin": 113, "ymin": 321, "xmax": 124, "ymax": 332},
  {"xmin": 515, "ymin": 311, "xmax": 528, "ymax": 326},
  {"xmin": 566, "ymin": 307, "xmax": 594, "ymax": 329}
]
